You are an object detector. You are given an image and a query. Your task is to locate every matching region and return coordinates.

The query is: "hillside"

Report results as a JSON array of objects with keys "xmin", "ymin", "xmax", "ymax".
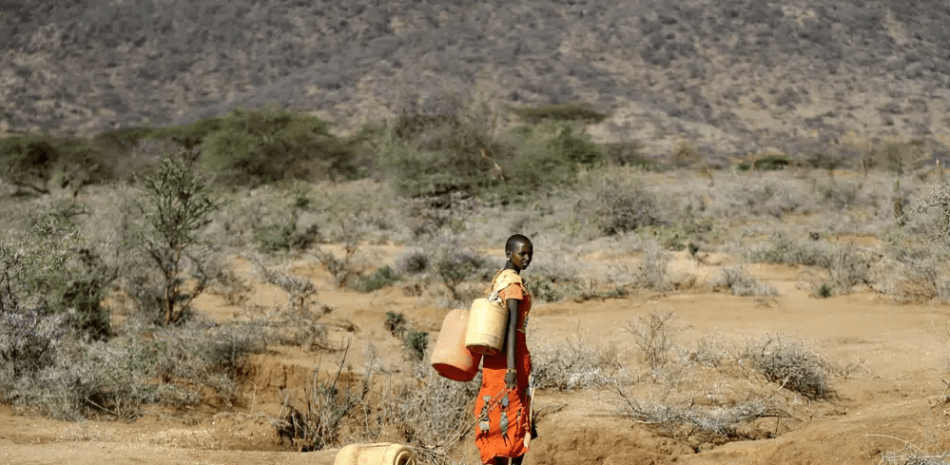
[{"xmin": 2, "ymin": 0, "xmax": 950, "ymax": 160}]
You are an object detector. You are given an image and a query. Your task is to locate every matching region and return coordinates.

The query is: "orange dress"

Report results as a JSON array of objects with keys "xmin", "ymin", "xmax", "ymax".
[{"xmin": 473, "ymin": 273, "xmax": 532, "ymax": 464}]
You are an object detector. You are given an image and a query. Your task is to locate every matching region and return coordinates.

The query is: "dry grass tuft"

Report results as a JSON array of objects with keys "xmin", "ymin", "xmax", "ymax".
[{"xmin": 710, "ymin": 266, "xmax": 778, "ymax": 297}]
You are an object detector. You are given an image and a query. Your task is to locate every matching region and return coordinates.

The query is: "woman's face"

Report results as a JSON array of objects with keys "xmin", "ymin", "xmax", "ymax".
[{"xmin": 508, "ymin": 241, "xmax": 533, "ymax": 271}]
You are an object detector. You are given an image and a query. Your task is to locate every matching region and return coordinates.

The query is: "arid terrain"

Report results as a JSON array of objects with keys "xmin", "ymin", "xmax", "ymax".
[
  {"xmin": 4, "ymin": 0, "xmax": 950, "ymax": 464},
  {"xmin": 4, "ymin": 169, "xmax": 950, "ymax": 465},
  {"xmin": 3, "ymin": 248, "xmax": 950, "ymax": 465}
]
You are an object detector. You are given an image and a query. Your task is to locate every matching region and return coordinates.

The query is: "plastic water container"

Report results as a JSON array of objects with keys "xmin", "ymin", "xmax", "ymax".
[
  {"xmin": 464, "ymin": 298, "xmax": 508, "ymax": 356},
  {"xmin": 333, "ymin": 443, "xmax": 415, "ymax": 465},
  {"xmin": 431, "ymin": 309, "xmax": 482, "ymax": 381}
]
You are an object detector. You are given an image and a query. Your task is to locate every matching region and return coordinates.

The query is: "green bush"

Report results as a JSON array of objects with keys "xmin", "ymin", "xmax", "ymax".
[
  {"xmin": 530, "ymin": 275, "xmax": 580, "ymax": 303},
  {"xmin": 508, "ymin": 103, "xmax": 608, "ymax": 124},
  {"xmin": 254, "ymin": 223, "xmax": 319, "ymax": 254},
  {"xmin": 395, "ymin": 249, "xmax": 430, "ymax": 275},
  {"xmin": 136, "ymin": 151, "xmax": 221, "ymax": 325},
  {"xmin": 738, "ymin": 154, "xmax": 791, "ymax": 171},
  {"xmin": 352, "ymin": 266, "xmax": 401, "ymax": 293},
  {"xmin": 370, "ymin": 92, "xmax": 501, "ymax": 200},
  {"xmin": 384, "ymin": 311, "xmax": 406, "ymax": 336},
  {"xmin": 381, "ymin": 100, "xmax": 604, "ymax": 201},
  {"xmin": 0, "ymin": 203, "xmax": 115, "ymax": 341},
  {"xmin": 251, "ymin": 187, "xmax": 320, "ymax": 254},
  {"xmin": 494, "ymin": 122, "xmax": 605, "ymax": 198},
  {"xmin": 381, "ymin": 143, "xmax": 495, "ymax": 199},
  {"xmin": 0, "ymin": 134, "xmax": 116, "ymax": 196},
  {"xmin": 403, "ymin": 330, "xmax": 428, "ymax": 360},
  {"xmin": 430, "ymin": 237, "xmax": 490, "ymax": 302},
  {"xmin": 603, "ymin": 142, "xmax": 666, "ymax": 170},
  {"xmin": 196, "ymin": 108, "xmax": 358, "ymax": 185}
]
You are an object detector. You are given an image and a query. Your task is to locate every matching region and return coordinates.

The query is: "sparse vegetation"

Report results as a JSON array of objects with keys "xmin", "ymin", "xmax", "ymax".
[
  {"xmin": 2, "ymin": 86, "xmax": 949, "ymax": 464},
  {"xmin": 532, "ymin": 337, "xmax": 623, "ymax": 390},
  {"xmin": 616, "ymin": 393, "xmax": 781, "ymax": 441},
  {"xmin": 402, "ymin": 330, "xmax": 428, "ymax": 361},
  {"xmin": 508, "ymin": 103, "xmax": 609, "ymax": 124},
  {"xmin": 625, "ymin": 309, "xmax": 680, "ymax": 371},
  {"xmin": 0, "ymin": 134, "xmax": 116, "ymax": 196},
  {"xmin": 742, "ymin": 334, "xmax": 831, "ymax": 400},
  {"xmin": 384, "ymin": 311, "xmax": 407, "ymax": 337},
  {"xmin": 427, "ymin": 235, "xmax": 490, "ymax": 304},
  {"xmin": 710, "ymin": 266, "xmax": 778, "ymax": 298},
  {"xmin": 135, "ymin": 151, "xmax": 221, "ymax": 326},
  {"xmin": 352, "ymin": 266, "xmax": 401, "ymax": 293},
  {"xmin": 8, "ymin": 4, "xmax": 950, "ymax": 463},
  {"xmin": 590, "ymin": 175, "xmax": 665, "ymax": 235},
  {"xmin": 749, "ymin": 234, "xmax": 833, "ymax": 267},
  {"xmin": 251, "ymin": 185, "xmax": 320, "ymax": 254},
  {"xmin": 275, "ymin": 345, "xmax": 370, "ymax": 451}
]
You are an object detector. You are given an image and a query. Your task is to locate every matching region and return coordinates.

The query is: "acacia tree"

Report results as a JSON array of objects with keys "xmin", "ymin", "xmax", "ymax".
[{"xmin": 138, "ymin": 151, "xmax": 220, "ymax": 325}]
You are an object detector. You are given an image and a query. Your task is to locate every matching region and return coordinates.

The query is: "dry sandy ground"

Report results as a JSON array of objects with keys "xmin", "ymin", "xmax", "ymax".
[{"xmin": 4, "ymin": 248, "xmax": 950, "ymax": 465}]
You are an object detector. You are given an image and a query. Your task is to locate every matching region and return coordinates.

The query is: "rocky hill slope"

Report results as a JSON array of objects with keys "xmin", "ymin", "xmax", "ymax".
[{"xmin": 2, "ymin": 0, "xmax": 950, "ymax": 160}]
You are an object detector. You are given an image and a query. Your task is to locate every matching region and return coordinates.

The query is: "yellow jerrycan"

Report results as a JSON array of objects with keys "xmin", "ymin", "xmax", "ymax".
[{"xmin": 464, "ymin": 298, "xmax": 507, "ymax": 356}]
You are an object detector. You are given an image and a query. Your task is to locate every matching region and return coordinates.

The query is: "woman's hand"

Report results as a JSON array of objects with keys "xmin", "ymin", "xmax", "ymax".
[{"xmin": 505, "ymin": 370, "xmax": 517, "ymax": 389}]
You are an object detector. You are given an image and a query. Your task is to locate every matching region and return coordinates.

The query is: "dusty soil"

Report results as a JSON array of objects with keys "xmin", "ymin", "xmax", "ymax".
[{"xmin": 4, "ymin": 248, "xmax": 950, "ymax": 465}]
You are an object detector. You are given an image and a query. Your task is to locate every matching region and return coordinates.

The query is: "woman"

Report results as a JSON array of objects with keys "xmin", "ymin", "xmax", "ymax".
[{"xmin": 473, "ymin": 234, "xmax": 534, "ymax": 465}]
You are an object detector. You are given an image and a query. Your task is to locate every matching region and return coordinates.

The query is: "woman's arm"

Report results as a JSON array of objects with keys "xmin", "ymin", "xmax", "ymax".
[{"xmin": 504, "ymin": 298, "xmax": 519, "ymax": 388}]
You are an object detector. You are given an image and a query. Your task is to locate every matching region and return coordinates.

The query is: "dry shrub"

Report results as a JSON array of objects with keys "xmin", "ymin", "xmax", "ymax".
[
  {"xmin": 750, "ymin": 236, "xmax": 871, "ymax": 295},
  {"xmin": 532, "ymin": 337, "xmax": 623, "ymax": 390},
  {"xmin": 635, "ymin": 239, "xmax": 673, "ymax": 291},
  {"xmin": 742, "ymin": 334, "xmax": 830, "ymax": 400},
  {"xmin": 877, "ymin": 441, "xmax": 950, "ymax": 465},
  {"xmin": 616, "ymin": 392, "xmax": 781, "ymax": 440},
  {"xmin": 587, "ymin": 175, "xmax": 667, "ymax": 236},
  {"xmin": 274, "ymin": 344, "xmax": 370, "ymax": 451},
  {"xmin": 421, "ymin": 233, "xmax": 492, "ymax": 306},
  {"xmin": 207, "ymin": 256, "xmax": 252, "ymax": 306},
  {"xmin": 625, "ymin": 309, "xmax": 680, "ymax": 371},
  {"xmin": 710, "ymin": 266, "xmax": 778, "ymax": 297},
  {"xmin": 7, "ymin": 317, "xmax": 265, "ymax": 421},
  {"xmin": 748, "ymin": 234, "xmax": 833, "ymax": 267},
  {"xmin": 249, "ymin": 255, "xmax": 318, "ymax": 312},
  {"xmin": 247, "ymin": 255, "xmax": 332, "ymax": 350},
  {"xmin": 863, "ymin": 140, "xmax": 931, "ymax": 175},
  {"xmin": 883, "ymin": 246, "xmax": 950, "ymax": 303},
  {"xmin": 314, "ymin": 243, "xmax": 361, "ymax": 289},
  {"xmin": 826, "ymin": 244, "xmax": 874, "ymax": 294},
  {"xmin": 686, "ymin": 335, "xmax": 732, "ymax": 368},
  {"xmin": 893, "ymin": 260, "xmax": 941, "ymax": 303},
  {"xmin": 711, "ymin": 174, "xmax": 814, "ymax": 219},
  {"xmin": 366, "ymin": 360, "xmax": 481, "ymax": 465},
  {"xmin": 670, "ymin": 140, "xmax": 703, "ymax": 168}
]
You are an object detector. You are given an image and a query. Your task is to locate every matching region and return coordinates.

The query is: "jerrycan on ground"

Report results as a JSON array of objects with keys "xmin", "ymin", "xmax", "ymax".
[
  {"xmin": 431, "ymin": 308, "xmax": 482, "ymax": 382},
  {"xmin": 333, "ymin": 443, "xmax": 414, "ymax": 465}
]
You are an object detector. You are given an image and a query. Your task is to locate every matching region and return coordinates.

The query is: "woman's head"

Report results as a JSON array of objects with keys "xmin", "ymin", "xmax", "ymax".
[{"xmin": 505, "ymin": 234, "xmax": 533, "ymax": 272}]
